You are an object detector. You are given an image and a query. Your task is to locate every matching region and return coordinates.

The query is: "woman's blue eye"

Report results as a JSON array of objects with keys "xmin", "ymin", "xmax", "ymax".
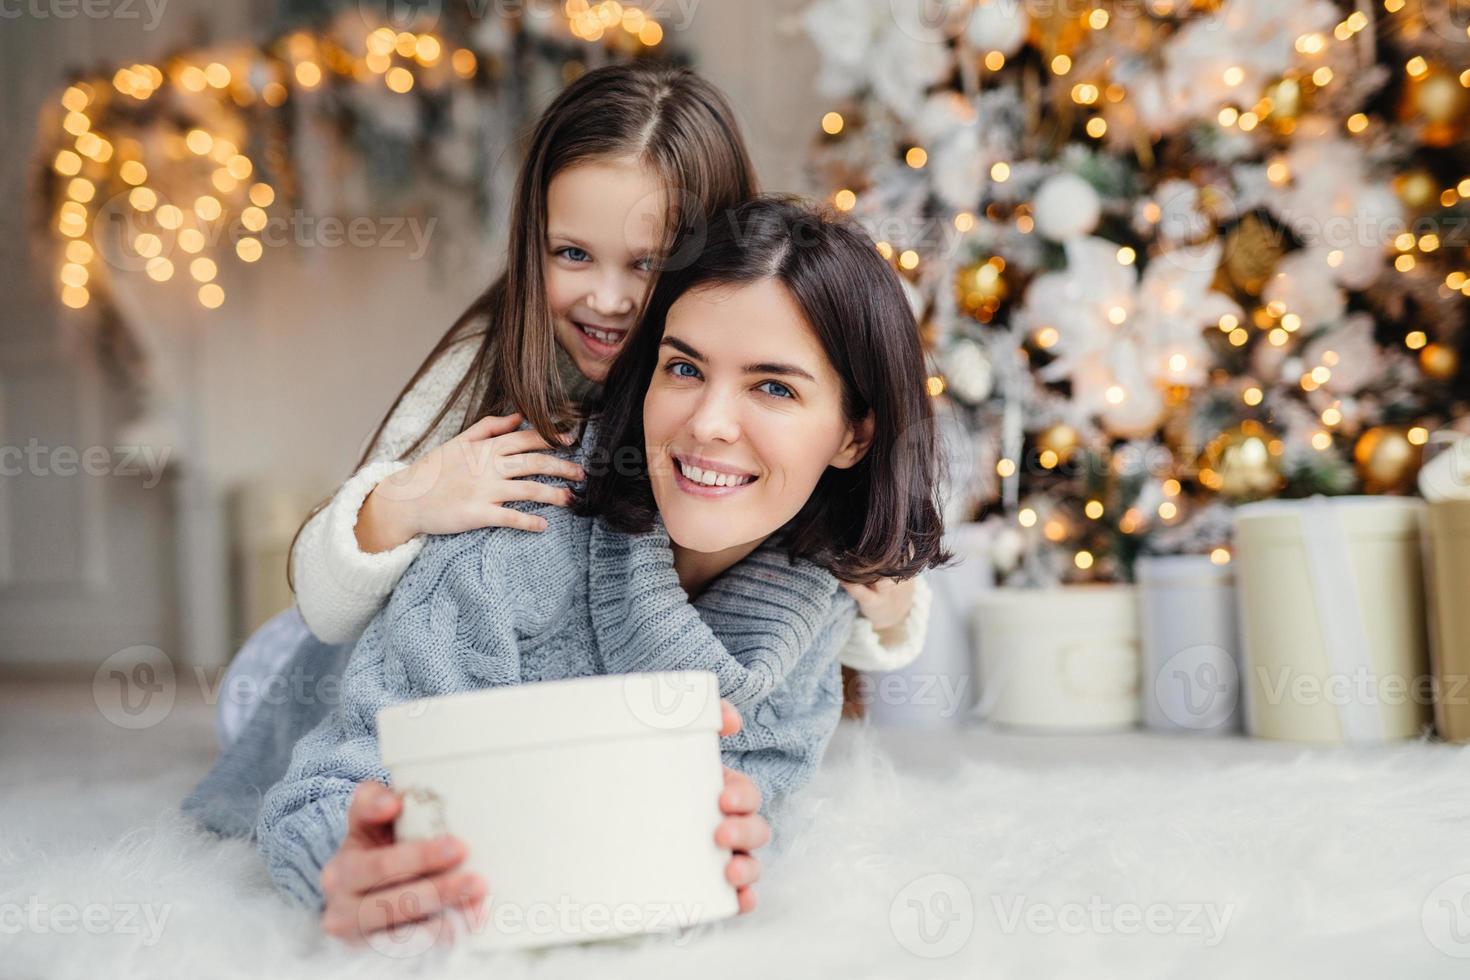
[
  {"xmin": 758, "ymin": 380, "xmax": 795, "ymax": 399},
  {"xmin": 634, "ymin": 256, "xmax": 654, "ymax": 272},
  {"xmin": 557, "ymin": 246, "xmax": 590, "ymax": 263},
  {"xmin": 670, "ymin": 361, "xmax": 700, "ymax": 379}
]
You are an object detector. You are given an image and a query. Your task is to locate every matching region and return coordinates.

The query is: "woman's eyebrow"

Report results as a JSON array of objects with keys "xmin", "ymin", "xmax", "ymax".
[
  {"xmin": 547, "ymin": 231, "xmax": 589, "ymax": 248},
  {"xmin": 661, "ymin": 335, "xmax": 816, "ymax": 382}
]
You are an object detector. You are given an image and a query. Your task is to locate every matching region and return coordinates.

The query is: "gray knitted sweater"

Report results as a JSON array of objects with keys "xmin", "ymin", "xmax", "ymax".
[{"xmin": 254, "ymin": 495, "xmax": 858, "ymax": 910}]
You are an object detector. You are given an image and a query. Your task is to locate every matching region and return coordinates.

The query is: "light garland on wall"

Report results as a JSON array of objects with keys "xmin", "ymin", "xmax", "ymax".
[{"xmin": 39, "ymin": 2, "xmax": 670, "ymax": 315}]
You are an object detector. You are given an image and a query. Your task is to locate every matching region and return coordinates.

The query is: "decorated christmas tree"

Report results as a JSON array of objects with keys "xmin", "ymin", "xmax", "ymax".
[{"xmin": 802, "ymin": 0, "xmax": 1469, "ymax": 586}]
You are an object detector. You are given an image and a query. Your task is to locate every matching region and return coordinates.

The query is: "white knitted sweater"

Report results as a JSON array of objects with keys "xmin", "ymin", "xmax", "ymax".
[{"xmin": 288, "ymin": 328, "xmax": 932, "ymax": 672}]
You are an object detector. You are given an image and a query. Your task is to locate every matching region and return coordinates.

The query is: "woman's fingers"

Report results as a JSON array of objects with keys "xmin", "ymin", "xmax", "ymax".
[
  {"xmin": 724, "ymin": 852, "xmax": 762, "ymax": 889},
  {"xmin": 715, "ymin": 813, "xmax": 771, "ymax": 852},
  {"xmin": 719, "ymin": 768, "xmax": 761, "ymax": 815},
  {"xmin": 718, "ymin": 700, "xmax": 742, "ymax": 738},
  {"xmin": 339, "ymin": 835, "xmax": 469, "ymax": 896},
  {"xmin": 344, "ymin": 782, "xmax": 399, "ymax": 845},
  {"xmin": 325, "ymin": 868, "xmax": 486, "ymax": 940}
]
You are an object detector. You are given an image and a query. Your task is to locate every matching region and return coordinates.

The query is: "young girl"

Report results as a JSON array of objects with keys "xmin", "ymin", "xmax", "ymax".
[
  {"xmin": 257, "ymin": 197, "xmax": 950, "ymax": 943},
  {"xmin": 214, "ymin": 62, "xmax": 933, "ymax": 751}
]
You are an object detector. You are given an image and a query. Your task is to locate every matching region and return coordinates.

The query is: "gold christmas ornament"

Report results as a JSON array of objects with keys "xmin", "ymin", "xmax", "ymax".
[
  {"xmin": 1355, "ymin": 426, "xmax": 1421, "ymax": 493},
  {"xmin": 1394, "ymin": 169, "xmax": 1440, "ymax": 211},
  {"xmin": 1401, "ymin": 66, "xmax": 1468, "ymax": 147},
  {"xmin": 1421, "ymin": 342, "xmax": 1460, "ymax": 381},
  {"xmin": 1223, "ymin": 214, "xmax": 1284, "ymax": 296},
  {"xmin": 1262, "ymin": 75, "xmax": 1303, "ymax": 129},
  {"xmin": 954, "ymin": 256, "xmax": 1007, "ymax": 321},
  {"xmin": 1200, "ymin": 420, "xmax": 1284, "ymax": 500},
  {"xmin": 1036, "ymin": 423, "xmax": 1081, "ymax": 462}
]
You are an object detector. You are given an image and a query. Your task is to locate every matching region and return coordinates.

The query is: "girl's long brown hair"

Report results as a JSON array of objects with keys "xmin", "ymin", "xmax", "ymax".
[{"xmin": 287, "ymin": 63, "xmax": 758, "ymax": 593}]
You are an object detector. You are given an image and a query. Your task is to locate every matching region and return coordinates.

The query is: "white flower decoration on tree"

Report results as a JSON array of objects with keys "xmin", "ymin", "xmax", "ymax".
[
  {"xmin": 1264, "ymin": 128, "xmax": 1403, "ymax": 290},
  {"xmin": 801, "ymin": 0, "xmax": 886, "ymax": 100},
  {"xmin": 1016, "ymin": 236, "xmax": 1241, "ymax": 436},
  {"xmin": 1114, "ymin": 0, "xmax": 1338, "ymax": 133},
  {"xmin": 1262, "ymin": 249, "xmax": 1346, "ymax": 329},
  {"xmin": 802, "ymin": 0, "xmax": 952, "ymax": 123},
  {"xmin": 1301, "ymin": 313, "xmax": 1381, "ymax": 395}
]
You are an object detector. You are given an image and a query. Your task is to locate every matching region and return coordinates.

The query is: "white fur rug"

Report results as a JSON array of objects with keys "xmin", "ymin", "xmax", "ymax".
[{"xmin": 5, "ymin": 682, "xmax": 1470, "ymax": 979}]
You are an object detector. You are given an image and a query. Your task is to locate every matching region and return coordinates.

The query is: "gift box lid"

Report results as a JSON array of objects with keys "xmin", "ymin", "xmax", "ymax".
[
  {"xmin": 377, "ymin": 670, "xmax": 723, "ymax": 768},
  {"xmin": 1135, "ymin": 553, "xmax": 1234, "ymax": 587},
  {"xmin": 973, "ymin": 585, "xmax": 1138, "ymax": 630},
  {"xmin": 1233, "ymin": 495, "xmax": 1425, "ymax": 539}
]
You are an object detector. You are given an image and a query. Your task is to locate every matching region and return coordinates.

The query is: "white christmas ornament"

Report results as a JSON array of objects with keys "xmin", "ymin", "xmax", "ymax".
[
  {"xmin": 1033, "ymin": 173, "xmax": 1101, "ymax": 241},
  {"xmin": 943, "ymin": 339, "xmax": 995, "ymax": 405},
  {"xmin": 966, "ymin": 0, "xmax": 1029, "ymax": 56}
]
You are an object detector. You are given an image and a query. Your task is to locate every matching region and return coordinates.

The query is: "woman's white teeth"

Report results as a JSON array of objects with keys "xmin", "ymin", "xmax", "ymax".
[
  {"xmin": 579, "ymin": 323, "xmax": 622, "ymax": 345},
  {"xmin": 682, "ymin": 462, "xmax": 753, "ymax": 488}
]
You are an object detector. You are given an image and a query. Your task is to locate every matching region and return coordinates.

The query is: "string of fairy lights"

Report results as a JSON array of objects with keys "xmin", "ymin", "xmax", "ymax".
[
  {"xmin": 43, "ymin": 1, "xmax": 666, "ymax": 315},
  {"xmin": 809, "ymin": 0, "xmax": 1469, "ymax": 580}
]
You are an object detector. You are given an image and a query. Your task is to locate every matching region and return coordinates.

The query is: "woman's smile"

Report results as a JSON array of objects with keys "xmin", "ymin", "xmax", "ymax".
[{"xmin": 671, "ymin": 452, "xmax": 760, "ymax": 497}]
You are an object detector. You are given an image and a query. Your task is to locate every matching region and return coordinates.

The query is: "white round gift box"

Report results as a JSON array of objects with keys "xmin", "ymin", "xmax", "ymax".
[
  {"xmin": 972, "ymin": 585, "xmax": 1141, "ymax": 731},
  {"xmin": 1232, "ymin": 495, "xmax": 1432, "ymax": 744},
  {"xmin": 377, "ymin": 670, "xmax": 739, "ymax": 951}
]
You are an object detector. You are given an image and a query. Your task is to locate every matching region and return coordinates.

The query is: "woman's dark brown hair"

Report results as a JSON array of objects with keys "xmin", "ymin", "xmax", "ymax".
[
  {"xmin": 288, "ymin": 63, "xmax": 757, "ymax": 591},
  {"xmin": 581, "ymin": 196, "xmax": 951, "ymax": 584}
]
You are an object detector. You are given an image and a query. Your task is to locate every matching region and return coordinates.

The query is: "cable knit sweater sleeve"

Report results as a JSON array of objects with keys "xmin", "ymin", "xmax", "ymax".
[
  {"xmin": 256, "ymin": 525, "xmax": 547, "ymax": 910},
  {"xmin": 289, "ymin": 337, "xmax": 481, "ymax": 644}
]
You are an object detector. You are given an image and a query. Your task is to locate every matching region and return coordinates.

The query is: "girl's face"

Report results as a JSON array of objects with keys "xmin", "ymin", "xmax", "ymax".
[
  {"xmin": 642, "ymin": 278, "xmax": 874, "ymax": 564},
  {"xmin": 544, "ymin": 156, "xmax": 667, "ymax": 384}
]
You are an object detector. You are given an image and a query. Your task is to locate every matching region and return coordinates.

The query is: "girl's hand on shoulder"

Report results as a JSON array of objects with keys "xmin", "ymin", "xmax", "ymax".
[
  {"xmin": 716, "ymin": 700, "xmax": 769, "ymax": 914},
  {"xmin": 840, "ymin": 576, "xmax": 915, "ymax": 633},
  {"xmin": 357, "ymin": 413, "xmax": 586, "ymax": 552},
  {"xmin": 318, "ymin": 781, "xmax": 485, "ymax": 944}
]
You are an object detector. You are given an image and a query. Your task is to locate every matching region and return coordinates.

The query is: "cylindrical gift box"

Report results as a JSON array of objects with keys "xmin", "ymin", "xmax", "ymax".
[
  {"xmin": 972, "ymin": 586, "xmax": 1141, "ymax": 731},
  {"xmin": 1233, "ymin": 496, "xmax": 1432, "ymax": 744},
  {"xmin": 1135, "ymin": 555, "xmax": 1242, "ymax": 735},
  {"xmin": 377, "ymin": 671, "xmax": 739, "ymax": 951},
  {"xmin": 1426, "ymin": 500, "xmax": 1470, "ymax": 742}
]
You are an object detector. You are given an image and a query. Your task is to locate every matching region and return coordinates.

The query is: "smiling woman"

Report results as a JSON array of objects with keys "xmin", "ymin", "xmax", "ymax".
[{"xmin": 584, "ymin": 195, "xmax": 950, "ymax": 588}]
